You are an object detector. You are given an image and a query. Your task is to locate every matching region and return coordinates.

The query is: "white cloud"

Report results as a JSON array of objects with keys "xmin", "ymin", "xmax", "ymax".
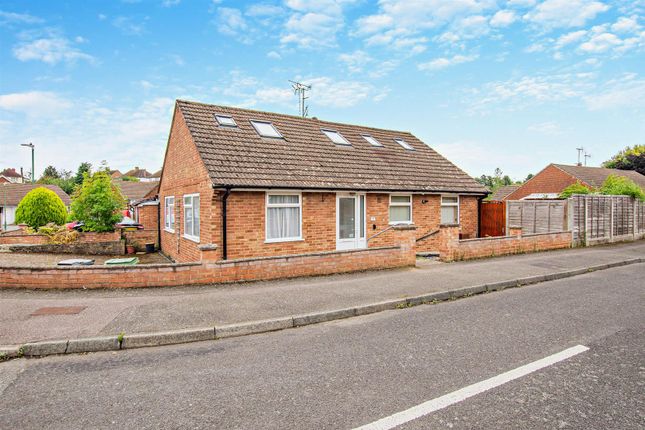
[
  {"xmin": 579, "ymin": 31, "xmax": 622, "ymax": 53},
  {"xmin": 338, "ymin": 50, "xmax": 373, "ymax": 73},
  {"xmin": 584, "ymin": 74, "xmax": 645, "ymax": 110},
  {"xmin": 527, "ymin": 121, "xmax": 562, "ymax": 135},
  {"xmin": 267, "ymin": 50, "xmax": 282, "ymax": 59},
  {"xmin": 162, "ymin": 0, "xmax": 181, "ymax": 6},
  {"xmin": 490, "ymin": 10, "xmax": 516, "ymax": 27},
  {"xmin": 307, "ymin": 76, "xmax": 384, "ymax": 108},
  {"xmin": 215, "ymin": 7, "xmax": 251, "ymax": 42},
  {"xmin": 112, "ymin": 16, "xmax": 146, "ymax": 35},
  {"xmin": 246, "ymin": 4, "xmax": 284, "ymax": 17},
  {"xmin": 555, "ymin": 30, "xmax": 588, "ymax": 48},
  {"xmin": 523, "ymin": 0, "xmax": 610, "ymax": 29},
  {"xmin": 0, "ymin": 10, "xmax": 43, "ymax": 25},
  {"xmin": 13, "ymin": 37, "xmax": 94, "ymax": 65},
  {"xmin": 281, "ymin": 11, "xmax": 342, "ymax": 48},
  {"xmin": 0, "ymin": 91, "xmax": 72, "ymax": 116},
  {"xmin": 418, "ymin": 54, "xmax": 478, "ymax": 70},
  {"xmin": 611, "ymin": 15, "xmax": 640, "ymax": 33}
]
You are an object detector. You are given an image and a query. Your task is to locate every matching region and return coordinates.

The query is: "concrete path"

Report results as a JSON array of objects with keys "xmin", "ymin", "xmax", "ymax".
[{"xmin": 1, "ymin": 241, "xmax": 643, "ymax": 346}]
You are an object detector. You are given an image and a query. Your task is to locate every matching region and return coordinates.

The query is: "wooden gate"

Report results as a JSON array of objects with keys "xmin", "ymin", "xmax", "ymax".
[{"xmin": 480, "ymin": 201, "xmax": 506, "ymax": 237}]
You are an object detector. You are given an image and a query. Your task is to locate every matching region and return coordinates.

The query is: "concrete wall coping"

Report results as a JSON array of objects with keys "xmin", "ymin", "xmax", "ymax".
[
  {"xmin": 214, "ymin": 245, "xmax": 401, "ymax": 265},
  {"xmin": 459, "ymin": 231, "xmax": 572, "ymax": 244}
]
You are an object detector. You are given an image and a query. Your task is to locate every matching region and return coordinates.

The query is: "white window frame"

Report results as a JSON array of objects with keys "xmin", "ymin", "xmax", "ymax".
[
  {"xmin": 215, "ymin": 114, "xmax": 237, "ymax": 127},
  {"xmin": 250, "ymin": 120, "xmax": 283, "ymax": 138},
  {"xmin": 440, "ymin": 194, "xmax": 460, "ymax": 226},
  {"xmin": 389, "ymin": 194, "xmax": 413, "ymax": 225},
  {"xmin": 183, "ymin": 193, "xmax": 200, "ymax": 243},
  {"xmin": 362, "ymin": 134, "xmax": 382, "ymax": 147},
  {"xmin": 321, "ymin": 129, "xmax": 351, "ymax": 146},
  {"xmin": 394, "ymin": 138, "xmax": 414, "ymax": 151},
  {"xmin": 164, "ymin": 196, "xmax": 175, "ymax": 232},
  {"xmin": 265, "ymin": 191, "xmax": 303, "ymax": 243}
]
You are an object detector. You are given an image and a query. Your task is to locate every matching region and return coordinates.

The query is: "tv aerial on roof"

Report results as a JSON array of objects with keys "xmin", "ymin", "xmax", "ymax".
[{"xmin": 289, "ymin": 80, "xmax": 311, "ymax": 118}]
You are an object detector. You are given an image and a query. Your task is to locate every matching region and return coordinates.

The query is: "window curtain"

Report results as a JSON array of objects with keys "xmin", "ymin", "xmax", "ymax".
[{"xmin": 267, "ymin": 207, "xmax": 300, "ymax": 239}]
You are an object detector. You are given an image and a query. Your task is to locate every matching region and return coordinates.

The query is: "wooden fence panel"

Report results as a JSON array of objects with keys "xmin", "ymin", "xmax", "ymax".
[
  {"xmin": 570, "ymin": 194, "xmax": 643, "ymax": 245},
  {"xmin": 507, "ymin": 200, "xmax": 567, "ymax": 235}
]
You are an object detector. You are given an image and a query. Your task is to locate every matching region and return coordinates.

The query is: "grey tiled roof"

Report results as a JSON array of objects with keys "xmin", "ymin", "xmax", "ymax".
[
  {"xmin": 177, "ymin": 100, "xmax": 488, "ymax": 194},
  {"xmin": 114, "ymin": 180, "xmax": 159, "ymax": 201},
  {"xmin": 554, "ymin": 164, "xmax": 645, "ymax": 188},
  {"xmin": 489, "ymin": 185, "xmax": 520, "ymax": 201}
]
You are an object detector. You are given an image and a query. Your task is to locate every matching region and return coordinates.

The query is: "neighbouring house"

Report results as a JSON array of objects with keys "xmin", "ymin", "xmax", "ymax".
[
  {"xmin": 158, "ymin": 100, "xmax": 488, "ymax": 263},
  {"xmin": 506, "ymin": 164, "xmax": 645, "ymax": 200},
  {"xmin": 114, "ymin": 180, "xmax": 159, "ymax": 205},
  {"xmin": 1, "ymin": 168, "xmax": 27, "ymax": 184},
  {"xmin": 151, "ymin": 169, "xmax": 161, "ymax": 180},
  {"xmin": 488, "ymin": 185, "xmax": 520, "ymax": 201},
  {"xmin": 110, "ymin": 169, "xmax": 123, "ymax": 179},
  {"xmin": 0, "ymin": 183, "xmax": 71, "ymax": 228},
  {"xmin": 124, "ymin": 167, "xmax": 158, "ymax": 182}
]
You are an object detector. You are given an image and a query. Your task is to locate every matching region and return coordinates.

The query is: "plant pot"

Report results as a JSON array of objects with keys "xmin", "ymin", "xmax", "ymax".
[{"xmin": 126, "ymin": 245, "xmax": 136, "ymax": 254}]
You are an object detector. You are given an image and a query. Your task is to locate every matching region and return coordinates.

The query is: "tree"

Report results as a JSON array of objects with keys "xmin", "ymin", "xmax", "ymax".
[
  {"xmin": 74, "ymin": 162, "xmax": 92, "ymax": 185},
  {"xmin": 603, "ymin": 145, "xmax": 645, "ymax": 175},
  {"xmin": 524, "ymin": 173, "xmax": 534, "ymax": 182},
  {"xmin": 476, "ymin": 168, "xmax": 516, "ymax": 191},
  {"xmin": 70, "ymin": 171, "xmax": 126, "ymax": 232},
  {"xmin": 600, "ymin": 174, "xmax": 645, "ymax": 200},
  {"xmin": 15, "ymin": 187, "xmax": 67, "ymax": 228},
  {"xmin": 41, "ymin": 165, "xmax": 60, "ymax": 179},
  {"xmin": 559, "ymin": 182, "xmax": 592, "ymax": 199},
  {"xmin": 38, "ymin": 169, "xmax": 75, "ymax": 194}
]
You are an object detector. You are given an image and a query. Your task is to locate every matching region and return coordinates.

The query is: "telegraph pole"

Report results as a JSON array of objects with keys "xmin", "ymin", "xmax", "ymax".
[{"xmin": 20, "ymin": 142, "xmax": 35, "ymax": 183}]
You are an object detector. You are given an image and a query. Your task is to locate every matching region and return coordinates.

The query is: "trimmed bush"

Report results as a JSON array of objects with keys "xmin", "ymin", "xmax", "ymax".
[{"xmin": 15, "ymin": 187, "xmax": 67, "ymax": 228}]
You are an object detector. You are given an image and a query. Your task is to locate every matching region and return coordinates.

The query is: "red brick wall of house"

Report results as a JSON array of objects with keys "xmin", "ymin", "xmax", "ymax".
[
  {"xmin": 505, "ymin": 164, "xmax": 586, "ymax": 200},
  {"xmin": 135, "ymin": 204, "xmax": 158, "ymax": 232},
  {"xmin": 128, "ymin": 204, "xmax": 159, "ymax": 250},
  {"xmin": 158, "ymin": 107, "xmax": 218, "ymax": 263}
]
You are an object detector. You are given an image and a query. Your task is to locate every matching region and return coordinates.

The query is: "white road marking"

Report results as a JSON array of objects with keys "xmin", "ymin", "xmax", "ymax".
[{"xmin": 354, "ymin": 344, "xmax": 590, "ymax": 430}]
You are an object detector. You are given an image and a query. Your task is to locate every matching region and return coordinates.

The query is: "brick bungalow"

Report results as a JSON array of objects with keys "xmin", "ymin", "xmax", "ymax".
[
  {"xmin": 158, "ymin": 100, "xmax": 488, "ymax": 263},
  {"xmin": 506, "ymin": 164, "xmax": 645, "ymax": 200}
]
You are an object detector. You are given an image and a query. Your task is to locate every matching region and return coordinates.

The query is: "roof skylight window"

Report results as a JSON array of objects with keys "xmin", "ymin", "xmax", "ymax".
[
  {"xmin": 394, "ymin": 138, "xmax": 414, "ymax": 150},
  {"xmin": 250, "ymin": 120, "xmax": 283, "ymax": 138},
  {"xmin": 362, "ymin": 134, "xmax": 382, "ymax": 147},
  {"xmin": 215, "ymin": 114, "xmax": 237, "ymax": 127},
  {"xmin": 322, "ymin": 129, "xmax": 351, "ymax": 146}
]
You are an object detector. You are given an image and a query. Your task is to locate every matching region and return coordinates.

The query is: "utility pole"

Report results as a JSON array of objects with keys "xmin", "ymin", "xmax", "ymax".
[
  {"xmin": 289, "ymin": 80, "xmax": 311, "ymax": 118},
  {"xmin": 20, "ymin": 142, "xmax": 35, "ymax": 183},
  {"xmin": 576, "ymin": 147, "xmax": 584, "ymax": 166}
]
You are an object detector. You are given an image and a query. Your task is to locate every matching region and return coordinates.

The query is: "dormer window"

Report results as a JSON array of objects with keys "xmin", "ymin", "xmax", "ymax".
[
  {"xmin": 250, "ymin": 120, "xmax": 283, "ymax": 138},
  {"xmin": 215, "ymin": 114, "xmax": 236, "ymax": 127},
  {"xmin": 394, "ymin": 138, "xmax": 414, "ymax": 150},
  {"xmin": 362, "ymin": 134, "xmax": 382, "ymax": 147},
  {"xmin": 322, "ymin": 129, "xmax": 351, "ymax": 146}
]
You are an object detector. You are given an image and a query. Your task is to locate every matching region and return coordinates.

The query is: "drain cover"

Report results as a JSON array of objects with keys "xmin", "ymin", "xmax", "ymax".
[{"xmin": 30, "ymin": 306, "xmax": 87, "ymax": 316}]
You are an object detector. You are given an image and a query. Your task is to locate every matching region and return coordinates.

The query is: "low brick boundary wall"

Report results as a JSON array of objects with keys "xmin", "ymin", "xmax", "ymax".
[
  {"xmin": 438, "ymin": 226, "xmax": 572, "ymax": 262},
  {"xmin": 0, "ymin": 231, "xmax": 124, "ymax": 255},
  {"xmin": 0, "ymin": 244, "xmax": 415, "ymax": 289}
]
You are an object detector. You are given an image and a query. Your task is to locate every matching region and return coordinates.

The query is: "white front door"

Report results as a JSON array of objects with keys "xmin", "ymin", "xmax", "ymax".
[{"xmin": 336, "ymin": 193, "xmax": 366, "ymax": 250}]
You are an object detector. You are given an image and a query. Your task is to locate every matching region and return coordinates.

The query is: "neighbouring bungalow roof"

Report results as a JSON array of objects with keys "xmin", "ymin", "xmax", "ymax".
[
  {"xmin": 0, "ymin": 183, "xmax": 71, "ymax": 206},
  {"xmin": 175, "ymin": 100, "xmax": 488, "ymax": 194},
  {"xmin": 1, "ymin": 168, "xmax": 23, "ymax": 178},
  {"xmin": 489, "ymin": 185, "xmax": 520, "ymax": 201},
  {"xmin": 124, "ymin": 167, "xmax": 153, "ymax": 179},
  {"xmin": 114, "ymin": 180, "xmax": 159, "ymax": 201},
  {"xmin": 553, "ymin": 164, "xmax": 645, "ymax": 189}
]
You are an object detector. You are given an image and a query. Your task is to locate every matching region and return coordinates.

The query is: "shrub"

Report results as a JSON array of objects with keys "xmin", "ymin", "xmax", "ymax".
[
  {"xmin": 70, "ymin": 171, "xmax": 126, "ymax": 232},
  {"xmin": 600, "ymin": 174, "xmax": 645, "ymax": 200},
  {"xmin": 37, "ymin": 223, "xmax": 80, "ymax": 244},
  {"xmin": 15, "ymin": 187, "xmax": 67, "ymax": 228},
  {"xmin": 559, "ymin": 182, "xmax": 592, "ymax": 199}
]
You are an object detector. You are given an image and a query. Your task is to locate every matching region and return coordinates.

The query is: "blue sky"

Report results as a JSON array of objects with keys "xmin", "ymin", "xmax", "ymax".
[{"xmin": 0, "ymin": 0, "xmax": 643, "ymax": 181}]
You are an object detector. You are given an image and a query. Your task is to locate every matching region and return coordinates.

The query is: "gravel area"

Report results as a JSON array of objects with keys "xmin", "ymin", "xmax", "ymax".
[{"xmin": 0, "ymin": 252, "xmax": 171, "ymax": 267}]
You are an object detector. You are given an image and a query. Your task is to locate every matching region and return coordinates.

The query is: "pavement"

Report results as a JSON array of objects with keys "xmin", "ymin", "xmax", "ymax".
[
  {"xmin": 1, "ymin": 264, "xmax": 643, "ymax": 429},
  {"xmin": 0, "ymin": 241, "xmax": 643, "ymax": 350}
]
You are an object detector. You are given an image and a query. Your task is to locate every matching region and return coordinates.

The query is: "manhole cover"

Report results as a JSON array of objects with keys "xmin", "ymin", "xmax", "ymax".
[{"xmin": 30, "ymin": 306, "xmax": 87, "ymax": 316}]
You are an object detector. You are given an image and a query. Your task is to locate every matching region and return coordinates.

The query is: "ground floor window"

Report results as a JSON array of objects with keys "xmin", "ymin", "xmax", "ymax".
[
  {"xmin": 164, "ymin": 196, "xmax": 175, "ymax": 232},
  {"xmin": 266, "ymin": 193, "xmax": 302, "ymax": 242},
  {"xmin": 389, "ymin": 194, "xmax": 412, "ymax": 224},
  {"xmin": 183, "ymin": 194, "xmax": 200, "ymax": 242},
  {"xmin": 441, "ymin": 195, "xmax": 459, "ymax": 225}
]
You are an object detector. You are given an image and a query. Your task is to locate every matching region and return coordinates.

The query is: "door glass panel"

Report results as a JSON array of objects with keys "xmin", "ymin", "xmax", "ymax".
[
  {"xmin": 339, "ymin": 198, "xmax": 355, "ymax": 239},
  {"xmin": 359, "ymin": 195, "xmax": 365, "ymax": 239}
]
